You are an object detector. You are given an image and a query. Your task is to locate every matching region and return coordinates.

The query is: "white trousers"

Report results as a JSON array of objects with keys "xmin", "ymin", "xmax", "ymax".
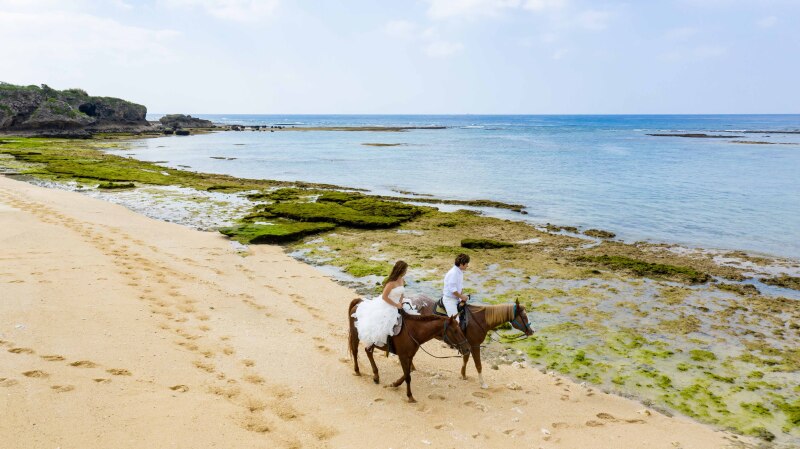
[{"xmin": 443, "ymin": 297, "xmax": 460, "ymax": 317}]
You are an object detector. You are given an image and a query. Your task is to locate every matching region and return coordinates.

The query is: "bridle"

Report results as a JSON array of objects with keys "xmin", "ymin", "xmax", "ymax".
[{"xmin": 442, "ymin": 319, "xmax": 470, "ymax": 352}]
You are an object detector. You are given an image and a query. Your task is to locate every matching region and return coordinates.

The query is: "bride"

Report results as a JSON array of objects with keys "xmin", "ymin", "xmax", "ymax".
[{"xmin": 352, "ymin": 260, "xmax": 415, "ymax": 347}]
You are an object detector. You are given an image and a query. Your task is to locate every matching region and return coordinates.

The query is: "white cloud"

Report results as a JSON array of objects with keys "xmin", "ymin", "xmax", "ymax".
[
  {"xmin": 664, "ymin": 27, "xmax": 699, "ymax": 41},
  {"xmin": 575, "ymin": 9, "xmax": 611, "ymax": 31},
  {"xmin": 756, "ymin": 16, "xmax": 777, "ymax": 28},
  {"xmin": 0, "ymin": 11, "xmax": 179, "ymax": 69},
  {"xmin": 693, "ymin": 44, "xmax": 727, "ymax": 59},
  {"xmin": 426, "ymin": 0, "xmax": 520, "ymax": 19},
  {"xmin": 523, "ymin": 0, "xmax": 567, "ymax": 12},
  {"xmin": 384, "ymin": 20, "xmax": 418, "ymax": 39},
  {"xmin": 659, "ymin": 44, "xmax": 727, "ymax": 62},
  {"xmin": 112, "ymin": 0, "xmax": 134, "ymax": 9},
  {"xmin": 424, "ymin": 40, "xmax": 464, "ymax": 57},
  {"xmin": 161, "ymin": 0, "xmax": 279, "ymax": 22}
]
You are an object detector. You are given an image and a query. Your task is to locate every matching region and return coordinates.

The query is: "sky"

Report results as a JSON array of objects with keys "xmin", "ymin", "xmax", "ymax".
[{"xmin": 1, "ymin": 0, "xmax": 798, "ymax": 114}]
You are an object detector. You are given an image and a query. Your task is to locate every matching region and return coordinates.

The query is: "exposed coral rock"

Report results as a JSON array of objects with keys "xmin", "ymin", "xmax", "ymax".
[
  {"xmin": 158, "ymin": 114, "xmax": 214, "ymax": 129},
  {"xmin": 0, "ymin": 83, "xmax": 148, "ymax": 134}
]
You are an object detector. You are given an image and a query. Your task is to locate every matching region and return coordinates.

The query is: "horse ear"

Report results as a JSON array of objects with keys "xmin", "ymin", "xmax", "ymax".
[{"xmin": 515, "ymin": 299, "xmax": 520, "ymax": 306}]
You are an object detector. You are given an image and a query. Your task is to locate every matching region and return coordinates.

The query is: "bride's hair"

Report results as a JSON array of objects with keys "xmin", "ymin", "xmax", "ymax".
[{"xmin": 387, "ymin": 260, "xmax": 408, "ymax": 283}]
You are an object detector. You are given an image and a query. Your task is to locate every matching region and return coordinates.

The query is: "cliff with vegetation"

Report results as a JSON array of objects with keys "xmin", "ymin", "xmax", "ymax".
[{"xmin": 0, "ymin": 83, "xmax": 149, "ymax": 136}]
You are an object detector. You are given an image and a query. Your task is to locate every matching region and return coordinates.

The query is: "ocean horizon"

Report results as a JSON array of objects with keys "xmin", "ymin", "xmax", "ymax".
[{"xmin": 136, "ymin": 114, "xmax": 800, "ymax": 259}]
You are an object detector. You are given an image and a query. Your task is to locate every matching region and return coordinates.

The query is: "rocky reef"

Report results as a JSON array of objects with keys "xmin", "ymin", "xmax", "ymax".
[
  {"xmin": 158, "ymin": 114, "xmax": 214, "ymax": 129},
  {"xmin": 0, "ymin": 83, "xmax": 149, "ymax": 136}
]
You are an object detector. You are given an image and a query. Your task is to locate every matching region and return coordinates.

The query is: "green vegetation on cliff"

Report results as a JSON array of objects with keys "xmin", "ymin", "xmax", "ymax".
[{"xmin": 0, "ymin": 82, "xmax": 148, "ymax": 132}]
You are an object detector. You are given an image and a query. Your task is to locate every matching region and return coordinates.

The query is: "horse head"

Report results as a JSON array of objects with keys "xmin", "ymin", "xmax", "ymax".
[
  {"xmin": 512, "ymin": 299, "xmax": 534, "ymax": 336},
  {"xmin": 443, "ymin": 316, "xmax": 471, "ymax": 355}
]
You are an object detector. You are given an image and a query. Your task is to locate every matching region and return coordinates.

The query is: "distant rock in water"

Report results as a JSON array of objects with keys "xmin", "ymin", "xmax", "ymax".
[
  {"xmin": 0, "ymin": 83, "xmax": 149, "ymax": 135},
  {"xmin": 646, "ymin": 133, "xmax": 743, "ymax": 138},
  {"xmin": 159, "ymin": 114, "xmax": 214, "ymax": 129}
]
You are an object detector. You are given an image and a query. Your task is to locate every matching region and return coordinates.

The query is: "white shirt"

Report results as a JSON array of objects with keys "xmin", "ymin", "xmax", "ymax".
[{"xmin": 442, "ymin": 265, "xmax": 464, "ymax": 301}]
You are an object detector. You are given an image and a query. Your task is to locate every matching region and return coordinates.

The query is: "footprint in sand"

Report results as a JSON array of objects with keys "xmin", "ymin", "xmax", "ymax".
[
  {"xmin": 512, "ymin": 399, "xmax": 528, "ymax": 406},
  {"xmin": 552, "ymin": 422, "xmax": 569, "ymax": 429},
  {"xmin": 243, "ymin": 374, "xmax": 265, "ymax": 385},
  {"xmin": 23, "ymin": 370, "xmax": 49, "ymax": 378},
  {"xmin": 70, "ymin": 360, "xmax": 98, "ymax": 368},
  {"xmin": 596, "ymin": 412, "xmax": 617, "ymax": 421},
  {"xmin": 170, "ymin": 385, "xmax": 189, "ymax": 392},
  {"xmin": 0, "ymin": 378, "xmax": 19, "ymax": 387},
  {"xmin": 8, "ymin": 347, "xmax": 34, "ymax": 354},
  {"xmin": 93, "ymin": 378, "xmax": 111, "ymax": 384},
  {"xmin": 427, "ymin": 393, "xmax": 446, "ymax": 400},
  {"xmin": 464, "ymin": 400, "xmax": 489, "ymax": 412},
  {"xmin": 106, "ymin": 368, "xmax": 132, "ymax": 376},
  {"xmin": 503, "ymin": 428, "xmax": 525, "ymax": 437},
  {"xmin": 586, "ymin": 420, "xmax": 604, "ymax": 427},
  {"xmin": 434, "ymin": 423, "xmax": 453, "ymax": 431},
  {"xmin": 51, "ymin": 385, "xmax": 75, "ymax": 393},
  {"xmin": 471, "ymin": 391, "xmax": 489, "ymax": 398},
  {"xmin": 241, "ymin": 415, "xmax": 271, "ymax": 434}
]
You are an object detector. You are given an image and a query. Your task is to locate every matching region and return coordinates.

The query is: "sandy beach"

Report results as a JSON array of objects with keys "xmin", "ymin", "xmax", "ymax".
[{"xmin": 0, "ymin": 174, "xmax": 748, "ymax": 449}]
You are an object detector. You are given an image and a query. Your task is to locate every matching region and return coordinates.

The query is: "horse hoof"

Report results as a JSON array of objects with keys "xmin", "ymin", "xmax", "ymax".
[
  {"xmin": 353, "ymin": 372, "xmax": 361, "ymax": 376},
  {"xmin": 481, "ymin": 383, "xmax": 489, "ymax": 389},
  {"xmin": 408, "ymin": 397, "xmax": 417, "ymax": 403},
  {"xmin": 373, "ymin": 378, "xmax": 380, "ymax": 384}
]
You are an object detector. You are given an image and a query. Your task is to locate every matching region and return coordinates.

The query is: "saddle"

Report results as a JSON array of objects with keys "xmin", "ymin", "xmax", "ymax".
[
  {"xmin": 385, "ymin": 310, "xmax": 406, "ymax": 355},
  {"xmin": 433, "ymin": 297, "xmax": 449, "ymax": 316}
]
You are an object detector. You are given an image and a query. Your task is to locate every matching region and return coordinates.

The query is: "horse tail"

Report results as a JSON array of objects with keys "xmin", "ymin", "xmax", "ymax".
[{"xmin": 347, "ymin": 297, "xmax": 362, "ymax": 360}]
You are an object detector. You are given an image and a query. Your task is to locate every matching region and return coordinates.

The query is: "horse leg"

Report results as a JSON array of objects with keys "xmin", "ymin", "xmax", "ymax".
[
  {"xmin": 400, "ymin": 355, "xmax": 416, "ymax": 403},
  {"xmin": 365, "ymin": 346, "xmax": 380, "ymax": 384},
  {"xmin": 472, "ymin": 347, "xmax": 488, "ymax": 389},
  {"xmin": 350, "ymin": 323, "xmax": 360, "ymax": 376},
  {"xmin": 461, "ymin": 350, "xmax": 471, "ymax": 379}
]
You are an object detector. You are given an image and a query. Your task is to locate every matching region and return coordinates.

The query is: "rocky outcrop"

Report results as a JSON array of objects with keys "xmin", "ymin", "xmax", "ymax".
[
  {"xmin": 0, "ymin": 83, "xmax": 149, "ymax": 134},
  {"xmin": 159, "ymin": 114, "xmax": 214, "ymax": 129}
]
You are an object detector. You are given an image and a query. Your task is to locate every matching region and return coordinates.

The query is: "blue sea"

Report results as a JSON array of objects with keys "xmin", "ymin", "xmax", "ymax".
[{"xmin": 137, "ymin": 114, "xmax": 800, "ymax": 259}]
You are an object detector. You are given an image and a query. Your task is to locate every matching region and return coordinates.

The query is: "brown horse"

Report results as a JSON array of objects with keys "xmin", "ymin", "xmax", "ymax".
[
  {"xmin": 408, "ymin": 296, "xmax": 534, "ymax": 389},
  {"xmin": 348, "ymin": 298, "xmax": 470, "ymax": 403}
]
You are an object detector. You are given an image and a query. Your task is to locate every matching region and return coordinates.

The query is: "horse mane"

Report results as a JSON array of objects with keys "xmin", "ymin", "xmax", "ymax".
[{"xmin": 469, "ymin": 303, "xmax": 514, "ymax": 328}]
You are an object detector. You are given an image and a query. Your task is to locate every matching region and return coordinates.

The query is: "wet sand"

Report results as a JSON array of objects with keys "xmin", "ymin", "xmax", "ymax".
[{"xmin": 0, "ymin": 175, "xmax": 746, "ymax": 449}]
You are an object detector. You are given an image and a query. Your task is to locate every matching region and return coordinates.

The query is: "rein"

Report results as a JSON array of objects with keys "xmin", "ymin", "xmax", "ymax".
[{"xmin": 408, "ymin": 319, "xmax": 469, "ymax": 359}]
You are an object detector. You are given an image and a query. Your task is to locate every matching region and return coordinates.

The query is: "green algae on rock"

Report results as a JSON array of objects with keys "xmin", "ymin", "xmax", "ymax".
[
  {"xmin": 763, "ymin": 275, "xmax": 800, "ymax": 291},
  {"xmin": 97, "ymin": 181, "xmax": 136, "ymax": 189},
  {"xmin": 576, "ymin": 255, "xmax": 711, "ymax": 284},
  {"xmin": 219, "ymin": 221, "xmax": 336, "ymax": 244},
  {"xmin": 461, "ymin": 238, "xmax": 515, "ymax": 249},
  {"xmin": 257, "ymin": 200, "xmax": 422, "ymax": 228},
  {"xmin": 583, "ymin": 229, "xmax": 616, "ymax": 239}
]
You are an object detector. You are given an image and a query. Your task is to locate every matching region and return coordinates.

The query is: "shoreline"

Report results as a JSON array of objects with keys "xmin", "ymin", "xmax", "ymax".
[
  {"xmin": 1, "ymin": 134, "xmax": 799, "ymax": 445},
  {"xmin": 0, "ymin": 174, "xmax": 751, "ymax": 449}
]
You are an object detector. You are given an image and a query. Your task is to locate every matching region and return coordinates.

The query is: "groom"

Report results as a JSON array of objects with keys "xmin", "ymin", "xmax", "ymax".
[{"xmin": 442, "ymin": 253, "xmax": 470, "ymax": 320}]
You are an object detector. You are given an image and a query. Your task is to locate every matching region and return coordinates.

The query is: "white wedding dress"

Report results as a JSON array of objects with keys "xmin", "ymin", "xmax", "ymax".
[{"xmin": 352, "ymin": 286, "xmax": 405, "ymax": 347}]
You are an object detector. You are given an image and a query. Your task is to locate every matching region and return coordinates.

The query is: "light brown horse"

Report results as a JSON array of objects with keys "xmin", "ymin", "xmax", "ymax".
[
  {"xmin": 408, "ymin": 297, "xmax": 534, "ymax": 389},
  {"xmin": 348, "ymin": 298, "xmax": 470, "ymax": 403}
]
